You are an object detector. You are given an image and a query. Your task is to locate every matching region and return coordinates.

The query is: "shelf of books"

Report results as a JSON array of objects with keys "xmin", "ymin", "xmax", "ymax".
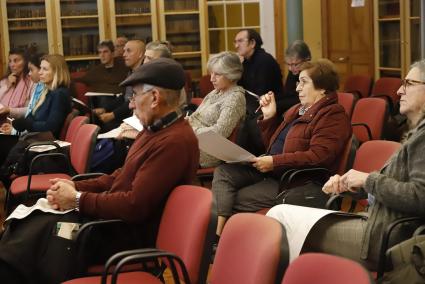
[
  {"xmin": 159, "ymin": 0, "xmax": 207, "ymax": 82},
  {"xmin": 1, "ymin": 0, "xmax": 51, "ymax": 58},
  {"xmin": 110, "ymin": 0, "xmax": 156, "ymax": 43}
]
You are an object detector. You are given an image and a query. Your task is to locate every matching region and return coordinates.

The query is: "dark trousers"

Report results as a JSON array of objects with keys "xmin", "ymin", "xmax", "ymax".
[{"xmin": 212, "ymin": 163, "xmax": 279, "ymax": 217}]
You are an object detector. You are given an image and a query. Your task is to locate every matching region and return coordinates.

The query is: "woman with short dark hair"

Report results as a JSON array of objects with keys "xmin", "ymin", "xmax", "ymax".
[{"xmin": 212, "ymin": 59, "xmax": 351, "ymax": 236}]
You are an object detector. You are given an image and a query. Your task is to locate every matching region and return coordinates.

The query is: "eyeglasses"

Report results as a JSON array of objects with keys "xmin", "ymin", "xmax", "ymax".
[
  {"xmin": 285, "ymin": 60, "xmax": 304, "ymax": 68},
  {"xmin": 401, "ymin": 78, "xmax": 425, "ymax": 93},
  {"xmin": 130, "ymin": 88, "xmax": 154, "ymax": 102},
  {"xmin": 296, "ymin": 79, "xmax": 312, "ymax": 88}
]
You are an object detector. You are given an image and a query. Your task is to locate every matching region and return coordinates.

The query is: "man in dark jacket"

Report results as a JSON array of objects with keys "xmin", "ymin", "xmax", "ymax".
[{"xmin": 235, "ymin": 29, "xmax": 284, "ymax": 155}]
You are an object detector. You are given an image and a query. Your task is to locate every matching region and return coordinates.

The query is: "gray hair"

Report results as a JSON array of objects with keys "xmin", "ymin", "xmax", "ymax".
[
  {"xmin": 410, "ymin": 59, "xmax": 425, "ymax": 81},
  {"xmin": 145, "ymin": 41, "xmax": 172, "ymax": 58},
  {"xmin": 285, "ymin": 40, "xmax": 311, "ymax": 61},
  {"xmin": 207, "ymin": 51, "xmax": 243, "ymax": 82}
]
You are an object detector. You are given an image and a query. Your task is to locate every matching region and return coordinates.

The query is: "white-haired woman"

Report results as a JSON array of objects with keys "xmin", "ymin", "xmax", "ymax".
[
  {"xmin": 267, "ymin": 59, "xmax": 425, "ymax": 271},
  {"xmin": 188, "ymin": 51, "xmax": 246, "ymax": 168}
]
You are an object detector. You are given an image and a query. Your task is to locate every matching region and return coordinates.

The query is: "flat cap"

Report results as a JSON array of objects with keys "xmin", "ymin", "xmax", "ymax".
[{"xmin": 120, "ymin": 58, "xmax": 185, "ymax": 90}]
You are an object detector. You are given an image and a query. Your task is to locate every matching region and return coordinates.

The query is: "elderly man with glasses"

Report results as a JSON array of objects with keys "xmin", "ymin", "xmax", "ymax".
[{"xmin": 0, "ymin": 58, "xmax": 200, "ymax": 284}]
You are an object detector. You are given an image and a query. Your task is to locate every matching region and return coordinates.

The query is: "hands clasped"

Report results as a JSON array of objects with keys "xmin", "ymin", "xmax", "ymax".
[
  {"xmin": 46, "ymin": 178, "xmax": 77, "ymax": 211},
  {"xmin": 322, "ymin": 169, "xmax": 369, "ymax": 195}
]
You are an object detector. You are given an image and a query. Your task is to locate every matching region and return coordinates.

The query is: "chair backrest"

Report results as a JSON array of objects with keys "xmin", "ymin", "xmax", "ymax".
[
  {"xmin": 353, "ymin": 140, "xmax": 401, "ymax": 173},
  {"xmin": 371, "ymin": 77, "xmax": 402, "ymax": 106},
  {"xmin": 344, "ymin": 74, "xmax": 372, "ymax": 98},
  {"xmin": 351, "ymin": 97, "xmax": 388, "ymax": 143},
  {"xmin": 156, "ymin": 185, "xmax": 213, "ymax": 284},
  {"xmin": 184, "ymin": 71, "xmax": 193, "ymax": 97},
  {"xmin": 281, "ymin": 253, "xmax": 373, "ymax": 284},
  {"xmin": 64, "ymin": 115, "xmax": 89, "ymax": 143},
  {"xmin": 336, "ymin": 135, "xmax": 357, "ymax": 176},
  {"xmin": 59, "ymin": 109, "xmax": 80, "ymax": 141},
  {"xmin": 70, "ymin": 124, "xmax": 99, "ymax": 174},
  {"xmin": 337, "ymin": 92, "xmax": 356, "ymax": 118},
  {"xmin": 210, "ymin": 213, "xmax": 286, "ymax": 284},
  {"xmin": 198, "ymin": 74, "xmax": 214, "ymax": 98},
  {"xmin": 191, "ymin": 97, "xmax": 203, "ymax": 106}
]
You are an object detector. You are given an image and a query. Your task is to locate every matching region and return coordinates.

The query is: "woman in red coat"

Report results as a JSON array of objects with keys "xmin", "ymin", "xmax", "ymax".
[{"xmin": 212, "ymin": 59, "xmax": 352, "ymax": 236}]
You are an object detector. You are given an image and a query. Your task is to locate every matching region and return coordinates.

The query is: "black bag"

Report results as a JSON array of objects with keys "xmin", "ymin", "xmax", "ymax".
[
  {"xmin": 276, "ymin": 180, "xmax": 330, "ymax": 209},
  {"xmin": 1, "ymin": 131, "xmax": 68, "ymax": 177}
]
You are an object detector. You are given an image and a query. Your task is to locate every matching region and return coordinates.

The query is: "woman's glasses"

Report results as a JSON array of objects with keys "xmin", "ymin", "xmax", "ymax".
[{"xmin": 401, "ymin": 78, "xmax": 425, "ymax": 93}]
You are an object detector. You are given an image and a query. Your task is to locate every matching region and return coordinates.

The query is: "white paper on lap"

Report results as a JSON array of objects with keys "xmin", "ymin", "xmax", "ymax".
[
  {"xmin": 266, "ymin": 204, "xmax": 336, "ymax": 262},
  {"xmin": 6, "ymin": 198, "xmax": 75, "ymax": 222}
]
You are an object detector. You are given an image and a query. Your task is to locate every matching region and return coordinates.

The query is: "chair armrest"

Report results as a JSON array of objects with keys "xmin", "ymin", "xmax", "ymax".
[
  {"xmin": 71, "ymin": 173, "xmax": 105, "ymax": 181},
  {"xmin": 107, "ymin": 250, "xmax": 190, "ymax": 284},
  {"xmin": 75, "ymin": 219, "xmax": 126, "ymax": 243},
  {"xmin": 280, "ymin": 167, "xmax": 331, "ymax": 188},
  {"xmin": 377, "ymin": 216, "xmax": 425, "ymax": 278},
  {"xmin": 351, "ymin": 123, "xmax": 373, "ymax": 141}
]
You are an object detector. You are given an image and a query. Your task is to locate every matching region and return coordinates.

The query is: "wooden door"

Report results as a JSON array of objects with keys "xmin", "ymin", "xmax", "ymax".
[{"xmin": 322, "ymin": 0, "xmax": 374, "ymax": 89}]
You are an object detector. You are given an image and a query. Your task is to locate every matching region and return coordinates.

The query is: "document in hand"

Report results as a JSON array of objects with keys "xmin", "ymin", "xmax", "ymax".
[{"xmin": 197, "ymin": 130, "xmax": 256, "ymax": 163}]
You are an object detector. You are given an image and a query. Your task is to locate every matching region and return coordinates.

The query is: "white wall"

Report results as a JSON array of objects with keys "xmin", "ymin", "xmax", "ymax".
[{"xmin": 260, "ymin": 1, "xmax": 276, "ymax": 57}]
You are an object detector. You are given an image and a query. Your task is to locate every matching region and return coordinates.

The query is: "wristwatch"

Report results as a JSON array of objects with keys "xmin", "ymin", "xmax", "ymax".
[{"xmin": 75, "ymin": 191, "xmax": 82, "ymax": 211}]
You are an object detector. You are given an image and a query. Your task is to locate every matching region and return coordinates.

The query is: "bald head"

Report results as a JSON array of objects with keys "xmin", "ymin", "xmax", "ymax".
[{"xmin": 123, "ymin": 40, "xmax": 146, "ymax": 70}]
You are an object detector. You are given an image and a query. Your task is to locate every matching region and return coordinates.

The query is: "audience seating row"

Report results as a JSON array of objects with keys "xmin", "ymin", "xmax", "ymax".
[
  {"xmin": 62, "ymin": 185, "xmax": 375, "ymax": 284},
  {"xmin": 6, "ymin": 116, "xmax": 98, "ymax": 211}
]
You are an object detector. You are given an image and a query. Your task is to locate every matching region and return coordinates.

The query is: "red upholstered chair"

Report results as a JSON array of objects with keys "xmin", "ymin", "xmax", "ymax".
[
  {"xmin": 337, "ymin": 92, "xmax": 356, "ymax": 118},
  {"xmin": 370, "ymin": 77, "xmax": 402, "ymax": 113},
  {"xmin": 59, "ymin": 109, "xmax": 80, "ymax": 141},
  {"xmin": 344, "ymin": 74, "xmax": 372, "ymax": 98},
  {"xmin": 62, "ymin": 185, "xmax": 214, "ymax": 284},
  {"xmin": 198, "ymin": 74, "xmax": 214, "ymax": 98},
  {"xmin": 190, "ymin": 97, "xmax": 203, "ymax": 107},
  {"xmin": 70, "ymin": 72, "xmax": 89, "ymax": 106},
  {"xmin": 64, "ymin": 115, "xmax": 90, "ymax": 143},
  {"xmin": 281, "ymin": 253, "xmax": 373, "ymax": 284},
  {"xmin": 351, "ymin": 97, "xmax": 388, "ymax": 143},
  {"xmin": 209, "ymin": 213, "xmax": 287, "ymax": 284},
  {"xmin": 8, "ymin": 124, "xmax": 99, "ymax": 203},
  {"xmin": 184, "ymin": 71, "xmax": 193, "ymax": 97},
  {"xmin": 326, "ymin": 140, "xmax": 401, "ymax": 212}
]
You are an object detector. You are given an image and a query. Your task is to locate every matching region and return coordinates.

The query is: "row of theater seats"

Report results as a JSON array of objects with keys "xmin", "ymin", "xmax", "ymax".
[{"xmin": 61, "ymin": 185, "xmax": 374, "ymax": 284}]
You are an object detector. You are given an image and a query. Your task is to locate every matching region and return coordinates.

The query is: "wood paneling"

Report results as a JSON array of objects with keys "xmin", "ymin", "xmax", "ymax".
[{"xmin": 322, "ymin": 0, "xmax": 374, "ymax": 88}]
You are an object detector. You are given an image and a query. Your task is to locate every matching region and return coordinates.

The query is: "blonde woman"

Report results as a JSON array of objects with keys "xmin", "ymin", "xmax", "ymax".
[{"xmin": 1, "ymin": 54, "xmax": 72, "ymax": 138}]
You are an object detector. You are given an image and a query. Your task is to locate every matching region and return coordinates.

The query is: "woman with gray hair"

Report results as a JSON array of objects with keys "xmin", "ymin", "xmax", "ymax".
[
  {"xmin": 188, "ymin": 51, "xmax": 246, "ymax": 168},
  {"xmin": 267, "ymin": 59, "xmax": 425, "ymax": 271}
]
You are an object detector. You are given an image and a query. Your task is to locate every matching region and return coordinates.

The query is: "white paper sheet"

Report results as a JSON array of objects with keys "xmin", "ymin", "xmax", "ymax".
[
  {"xmin": 6, "ymin": 198, "xmax": 75, "ymax": 222},
  {"xmin": 196, "ymin": 130, "xmax": 256, "ymax": 163},
  {"xmin": 28, "ymin": 140, "xmax": 71, "ymax": 153},
  {"xmin": 84, "ymin": 92, "xmax": 117, "ymax": 97},
  {"xmin": 97, "ymin": 127, "xmax": 122, "ymax": 139},
  {"xmin": 266, "ymin": 204, "xmax": 336, "ymax": 261},
  {"xmin": 123, "ymin": 115, "xmax": 143, "ymax": 132}
]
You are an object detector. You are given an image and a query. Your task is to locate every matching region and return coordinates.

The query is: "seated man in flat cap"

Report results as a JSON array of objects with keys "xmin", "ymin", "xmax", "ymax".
[{"xmin": 0, "ymin": 58, "xmax": 200, "ymax": 284}]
